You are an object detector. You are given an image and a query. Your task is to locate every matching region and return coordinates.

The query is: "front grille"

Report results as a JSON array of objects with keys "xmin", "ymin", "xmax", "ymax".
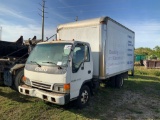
[{"xmin": 32, "ymin": 81, "xmax": 51, "ymax": 90}]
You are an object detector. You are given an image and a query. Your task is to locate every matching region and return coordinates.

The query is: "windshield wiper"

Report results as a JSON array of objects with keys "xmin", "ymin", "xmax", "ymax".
[
  {"xmin": 30, "ymin": 61, "xmax": 41, "ymax": 67},
  {"xmin": 42, "ymin": 61, "xmax": 62, "ymax": 69}
]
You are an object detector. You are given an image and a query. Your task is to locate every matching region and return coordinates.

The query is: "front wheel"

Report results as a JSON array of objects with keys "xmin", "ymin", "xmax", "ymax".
[
  {"xmin": 76, "ymin": 85, "xmax": 91, "ymax": 108},
  {"xmin": 13, "ymin": 69, "xmax": 24, "ymax": 91}
]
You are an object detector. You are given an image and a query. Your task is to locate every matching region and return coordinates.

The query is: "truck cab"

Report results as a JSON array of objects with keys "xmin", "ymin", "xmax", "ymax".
[{"xmin": 19, "ymin": 40, "xmax": 93, "ymax": 107}]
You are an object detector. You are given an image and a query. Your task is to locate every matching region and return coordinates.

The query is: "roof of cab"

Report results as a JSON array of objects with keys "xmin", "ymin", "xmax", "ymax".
[
  {"xmin": 37, "ymin": 40, "xmax": 74, "ymax": 45},
  {"xmin": 37, "ymin": 40, "xmax": 89, "ymax": 45}
]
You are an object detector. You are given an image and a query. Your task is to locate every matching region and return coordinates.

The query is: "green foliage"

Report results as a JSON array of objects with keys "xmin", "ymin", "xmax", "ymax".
[
  {"xmin": 154, "ymin": 46, "xmax": 160, "ymax": 51},
  {"xmin": 135, "ymin": 46, "xmax": 160, "ymax": 59},
  {"xmin": 153, "ymin": 71, "xmax": 160, "ymax": 76},
  {"xmin": 135, "ymin": 47, "xmax": 153, "ymax": 56},
  {"xmin": 153, "ymin": 46, "xmax": 160, "ymax": 59},
  {"xmin": 148, "ymin": 54, "xmax": 157, "ymax": 60}
]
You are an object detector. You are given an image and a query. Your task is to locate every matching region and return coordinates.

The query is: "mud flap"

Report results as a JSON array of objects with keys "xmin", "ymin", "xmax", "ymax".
[{"xmin": 3, "ymin": 70, "xmax": 12, "ymax": 86}]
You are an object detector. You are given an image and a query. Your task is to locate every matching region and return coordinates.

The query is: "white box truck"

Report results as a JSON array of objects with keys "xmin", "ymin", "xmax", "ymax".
[{"xmin": 19, "ymin": 17, "xmax": 135, "ymax": 108}]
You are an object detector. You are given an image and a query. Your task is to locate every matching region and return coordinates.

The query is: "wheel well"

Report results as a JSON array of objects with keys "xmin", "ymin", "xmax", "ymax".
[
  {"xmin": 121, "ymin": 71, "xmax": 128, "ymax": 79},
  {"xmin": 9, "ymin": 64, "xmax": 25, "ymax": 75},
  {"xmin": 13, "ymin": 68, "xmax": 24, "ymax": 91},
  {"xmin": 81, "ymin": 80, "xmax": 93, "ymax": 95}
]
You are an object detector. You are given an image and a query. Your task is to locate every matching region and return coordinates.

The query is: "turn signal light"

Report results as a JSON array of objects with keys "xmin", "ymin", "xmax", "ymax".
[
  {"xmin": 22, "ymin": 76, "xmax": 27, "ymax": 81},
  {"xmin": 63, "ymin": 84, "xmax": 70, "ymax": 91}
]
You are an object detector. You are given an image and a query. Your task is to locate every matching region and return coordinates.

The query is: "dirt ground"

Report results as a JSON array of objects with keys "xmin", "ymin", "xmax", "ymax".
[{"xmin": 110, "ymin": 91, "xmax": 160, "ymax": 119}]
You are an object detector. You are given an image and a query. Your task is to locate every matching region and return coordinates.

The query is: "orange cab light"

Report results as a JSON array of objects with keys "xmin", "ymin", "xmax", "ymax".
[{"xmin": 64, "ymin": 84, "xmax": 70, "ymax": 90}]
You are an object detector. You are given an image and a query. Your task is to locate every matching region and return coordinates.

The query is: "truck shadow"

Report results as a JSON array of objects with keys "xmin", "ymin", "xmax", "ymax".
[
  {"xmin": 44, "ymin": 74, "xmax": 160, "ymax": 119},
  {"xmin": 42, "ymin": 86, "xmax": 124, "ymax": 119},
  {"xmin": 0, "ymin": 86, "xmax": 31, "ymax": 103}
]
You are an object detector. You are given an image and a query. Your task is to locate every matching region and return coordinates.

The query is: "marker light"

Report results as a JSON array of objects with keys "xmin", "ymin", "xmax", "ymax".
[{"xmin": 64, "ymin": 83, "xmax": 70, "ymax": 92}]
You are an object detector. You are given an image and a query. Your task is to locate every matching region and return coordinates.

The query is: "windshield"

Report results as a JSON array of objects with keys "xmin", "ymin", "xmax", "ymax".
[{"xmin": 26, "ymin": 43, "xmax": 72, "ymax": 66}]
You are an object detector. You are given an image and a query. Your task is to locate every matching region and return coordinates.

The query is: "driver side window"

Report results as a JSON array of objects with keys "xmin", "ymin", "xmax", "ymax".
[{"xmin": 72, "ymin": 44, "xmax": 89, "ymax": 73}]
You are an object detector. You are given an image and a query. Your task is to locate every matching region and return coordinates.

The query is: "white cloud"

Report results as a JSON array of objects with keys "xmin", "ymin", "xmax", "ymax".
[
  {"xmin": 0, "ymin": 4, "xmax": 35, "ymax": 23},
  {"xmin": 0, "ymin": 20, "xmax": 56, "ymax": 41},
  {"xmin": 0, "ymin": 3, "xmax": 56, "ymax": 42}
]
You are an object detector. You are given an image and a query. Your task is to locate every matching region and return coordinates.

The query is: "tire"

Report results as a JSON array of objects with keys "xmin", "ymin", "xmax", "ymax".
[
  {"xmin": 93, "ymin": 80, "xmax": 100, "ymax": 89},
  {"xmin": 115, "ymin": 75, "xmax": 124, "ymax": 88},
  {"xmin": 13, "ymin": 69, "xmax": 24, "ymax": 91},
  {"xmin": 107, "ymin": 76, "xmax": 116, "ymax": 88},
  {"xmin": 76, "ymin": 85, "xmax": 91, "ymax": 108},
  {"xmin": 131, "ymin": 69, "xmax": 134, "ymax": 76}
]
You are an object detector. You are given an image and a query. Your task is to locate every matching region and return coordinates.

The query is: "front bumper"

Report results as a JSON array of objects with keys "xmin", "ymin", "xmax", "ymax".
[{"xmin": 19, "ymin": 85, "xmax": 70, "ymax": 105}]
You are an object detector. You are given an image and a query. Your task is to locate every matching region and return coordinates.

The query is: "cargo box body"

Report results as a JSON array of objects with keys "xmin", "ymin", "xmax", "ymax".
[{"xmin": 57, "ymin": 17, "xmax": 135, "ymax": 79}]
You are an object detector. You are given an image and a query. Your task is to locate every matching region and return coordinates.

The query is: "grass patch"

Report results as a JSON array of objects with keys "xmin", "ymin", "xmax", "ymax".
[
  {"xmin": 134, "ymin": 66, "xmax": 160, "ymax": 76},
  {"xmin": 127, "ymin": 108, "xmax": 143, "ymax": 114},
  {"xmin": 0, "ymin": 66, "xmax": 160, "ymax": 119},
  {"xmin": 155, "ymin": 109, "xmax": 160, "ymax": 113}
]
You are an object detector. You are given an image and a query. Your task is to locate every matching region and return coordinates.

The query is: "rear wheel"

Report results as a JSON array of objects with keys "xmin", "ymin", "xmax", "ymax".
[
  {"xmin": 76, "ymin": 85, "xmax": 91, "ymax": 108},
  {"xmin": 106, "ymin": 76, "xmax": 116, "ymax": 88},
  {"xmin": 13, "ymin": 69, "xmax": 24, "ymax": 91},
  {"xmin": 115, "ymin": 75, "xmax": 124, "ymax": 88}
]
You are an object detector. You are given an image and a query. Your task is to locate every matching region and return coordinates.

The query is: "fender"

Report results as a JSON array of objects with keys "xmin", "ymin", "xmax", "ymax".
[
  {"xmin": 10, "ymin": 64, "xmax": 25, "ymax": 74},
  {"xmin": 70, "ymin": 79, "xmax": 93, "ymax": 101},
  {"xmin": 81, "ymin": 79, "xmax": 93, "ymax": 95}
]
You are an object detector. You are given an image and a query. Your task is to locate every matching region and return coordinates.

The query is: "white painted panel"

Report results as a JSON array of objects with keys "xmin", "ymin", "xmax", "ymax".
[
  {"xmin": 105, "ymin": 20, "xmax": 135, "ymax": 75},
  {"xmin": 25, "ymin": 69, "xmax": 65, "ymax": 84}
]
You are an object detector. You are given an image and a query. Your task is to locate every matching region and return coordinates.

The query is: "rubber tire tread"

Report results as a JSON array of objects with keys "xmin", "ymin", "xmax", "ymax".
[
  {"xmin": 115, "ymin": 75, "xmax": 124, "ymax": 88},
  {"xmin": 76, "ymin": 85, "xmax": 91, "ymax": 109},
  {"xmin": 13, "ymin": 69, "xmax": 24, "ymax": 91}
]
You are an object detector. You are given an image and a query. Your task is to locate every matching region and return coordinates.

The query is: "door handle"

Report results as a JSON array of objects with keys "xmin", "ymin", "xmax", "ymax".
[{"xmin": 88, "ymin": 70, "xmax": 91, "ymax": 74}]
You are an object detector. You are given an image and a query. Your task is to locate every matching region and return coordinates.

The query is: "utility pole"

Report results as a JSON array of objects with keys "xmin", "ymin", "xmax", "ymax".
[
  {"xmin": 39, "ymin": 0, "xmax": 47, "ymax": 41},
  {"xmin": 0, "ymin": 27, "xmax": 2, "ymax": 41},
  {"xmin": 75, "ymin": 16, "xmax": 78, "ymax": 21}
]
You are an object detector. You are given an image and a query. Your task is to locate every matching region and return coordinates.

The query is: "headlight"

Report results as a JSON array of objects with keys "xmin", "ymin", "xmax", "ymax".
[
  {"xmin": 22, "ymin": 76, "xmax": 31, "ymax": 86},
  {"xmin": 52, "ymin": 83, "xmax": 70, "ymax": 93}
]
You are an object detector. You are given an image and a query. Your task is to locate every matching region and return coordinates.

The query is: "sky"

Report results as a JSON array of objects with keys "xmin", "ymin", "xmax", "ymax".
[{"xmin": 0, "ymin": 0, "xmax": 160, "ymax": 49}]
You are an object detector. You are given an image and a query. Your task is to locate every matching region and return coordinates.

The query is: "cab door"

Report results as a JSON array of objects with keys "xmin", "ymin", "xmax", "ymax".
[{"xmin": 70, "ymin": 43, "xmax": 93, "ymax": 99}]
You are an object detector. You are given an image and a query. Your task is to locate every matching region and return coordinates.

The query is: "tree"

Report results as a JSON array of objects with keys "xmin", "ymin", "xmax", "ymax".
[
  {"xmin": 153, "ymin": 46, "xmax": 160, "ymax": 59},
  {"xmin": 135, "ymin": 47, "xmax": 153, "ymax": 56},
  {"xmin": 135, "ymin": 46, "xmax": 160, "ymax": 60},
  {"xmin": 153, "ymin": 46, "xmax": 160, "ymax": 51}
]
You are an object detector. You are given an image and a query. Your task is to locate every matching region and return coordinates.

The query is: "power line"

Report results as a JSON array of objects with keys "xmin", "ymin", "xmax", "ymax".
[{"xmin": 75, "ymin": 16, "xmax": 78, "ymax": 21}]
